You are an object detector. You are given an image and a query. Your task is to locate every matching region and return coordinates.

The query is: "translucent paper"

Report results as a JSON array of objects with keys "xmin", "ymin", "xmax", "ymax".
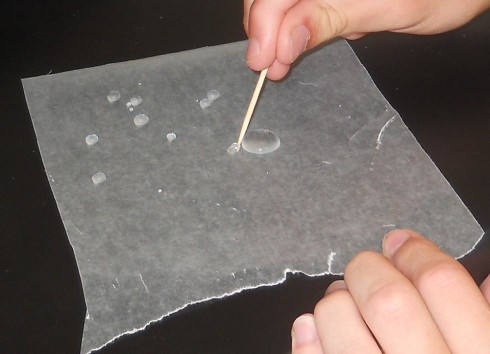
[{"xmin": 22, "ymin": 40, "xmax": 482, "ymax": 353}]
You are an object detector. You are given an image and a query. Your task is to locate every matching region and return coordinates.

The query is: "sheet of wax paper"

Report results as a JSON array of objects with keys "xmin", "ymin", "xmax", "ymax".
[{"xmin": 23, "ymin": 40, "xmax": 483, "ymax": 353}]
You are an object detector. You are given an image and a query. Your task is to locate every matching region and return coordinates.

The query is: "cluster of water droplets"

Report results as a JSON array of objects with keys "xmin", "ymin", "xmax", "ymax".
[
  {"xmin": 199, "ymin": 89, "xmax": 221, "ymax": 109},
  {"xmin": 100, "ymin": 86, "xmax": 280, "ymax": 185}
]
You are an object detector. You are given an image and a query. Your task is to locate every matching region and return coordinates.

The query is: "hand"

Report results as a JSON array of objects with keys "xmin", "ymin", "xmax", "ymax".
[
  {"xmin": 291, "ymin": 229, "xmax": 490, "ymax": 354},
  {"xmin": 244, "ymin": 0, "xmax": 490, "ymax": 80}
]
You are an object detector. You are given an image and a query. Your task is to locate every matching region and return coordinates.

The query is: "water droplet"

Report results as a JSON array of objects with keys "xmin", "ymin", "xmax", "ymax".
[
  {"xmin": 85, "ymin": 134, "xmax": 99, "ymax": 146},
  {"xmin": 227, "ymin": 142, "xmax": 240, "ymax": 155},
  {"xmin": 207, "ymin": 89, "xmax": 220, "ymax": 101},
  {"xmin": 199, "ymin": 98, "xmax": 212, "ymax": 109},
  {"xmin": 134, "ymin": 113, "xmax": 149, "ymax": 127},
  {"xmin": 241, "ymin": 129, "xmax": 280, "ymax": 155},
  {"xmin": 166, "ymin": 132, "xmax": 177, "ymax": 142},
  {"xmin": 130, "ymin": 95, "xmax": 143, "ymax": 106},
  {"xmin": 107, "ymin": 91, "xmax": 121, "ymax": 103},
  {"xmin": 92, "ymin": 172, "xmax": 106, "ymax": 185}
]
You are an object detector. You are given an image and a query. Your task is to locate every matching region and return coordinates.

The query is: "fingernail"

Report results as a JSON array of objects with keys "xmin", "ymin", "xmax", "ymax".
[
  {"xmin": 289, "ymin": 25, "xmax": 310, "ymax": 63},
  {"xmin": 292, "ymin": 315, "xmax": 318, "ymax": 347},
  {"xmin": 383, "ymin": 229, "xmax": 411, "ymax": 257},
  {"xmin": 325, "ymin": 280, "xmax": 347, "ymax": 294},
  {"xmin": 246, "ymin": 37, "xmax": 261, "ymax": 62}
]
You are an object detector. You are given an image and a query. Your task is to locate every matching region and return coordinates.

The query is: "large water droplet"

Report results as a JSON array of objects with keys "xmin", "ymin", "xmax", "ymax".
[{"xmin": 242, "ymin": 129, "xmax": 280, "ymax": 155}]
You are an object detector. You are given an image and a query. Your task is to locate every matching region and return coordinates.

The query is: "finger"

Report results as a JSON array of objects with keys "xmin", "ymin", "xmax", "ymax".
[
  {"xmin": 243, "ymin": 0, "xmax": 253, "ymax": 35},
  {"xmin": 314, "ymin": 288, "xmax": 382, "ymax": 353},
  {"xmin": 325, "ymin": 279, "xmax": 347, "ymax": 295},
  {"xmin": 480, "ymin": 273, "xmax": 490, "ymax": 303},
  {"xmin": 345, "ymin": 250, "xmax": 451, "ymax": 354},
  {"xmin": 274, "ymin": 0, "xmax": 393, "ymax": 67},
  {"xmin": 267, "ymin": 59, "xmax": 291, "ymax": 80},
  {"xmin": 291, "ymin": 314, "xmax": 324, "ymax": 354},
  {"xmin": 276, "ymin": 0, "xmax": 344, "ymax": 66},
  {"xmin": 246, "ymin": 0, "xmax": 300, "ymax": 72},
  {"xmin": 342, "ymin": 32, "xmax": 367, "ymax": 40},
  {"xmin": 383, "ymin": 229, "xmax": 490, "ymax": 354}
]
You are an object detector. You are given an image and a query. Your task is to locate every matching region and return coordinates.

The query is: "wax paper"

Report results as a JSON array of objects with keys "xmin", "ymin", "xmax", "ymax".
[{"xmin": 22, "ymin": 40, "xmax": 483, "ymax": 353}]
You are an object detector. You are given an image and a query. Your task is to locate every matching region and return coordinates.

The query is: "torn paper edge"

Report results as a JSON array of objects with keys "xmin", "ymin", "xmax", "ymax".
[
  {"xmin": 456, "ymin": 230, "xmax": 485, "ymax": 260},
  {"xmin": 86, "ymin": 226, "xmax": 484, "ymax": 353},
  {"xmin": 86, "ymin": 266, "xmax": 343, "ymax": 354}
]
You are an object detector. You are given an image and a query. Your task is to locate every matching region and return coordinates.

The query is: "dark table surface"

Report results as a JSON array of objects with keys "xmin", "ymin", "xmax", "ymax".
[{"xmin": 1, "ymin": 1, "xmax": 489, "ymax": 353}]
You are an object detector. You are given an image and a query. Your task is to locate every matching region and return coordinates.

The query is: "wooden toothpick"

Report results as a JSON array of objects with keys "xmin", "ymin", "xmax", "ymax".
[{"xmin": 236, "ymin": 68, "xmax": 269, "ymax": 148}]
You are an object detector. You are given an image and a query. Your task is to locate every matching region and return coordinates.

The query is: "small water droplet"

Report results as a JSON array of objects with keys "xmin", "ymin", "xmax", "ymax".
[
  {"xmin": 85, "ymin": 134, "xmax": 99, "ymax": 146},
  {"xmin": 107, "ymin": 91, "xmax": 121, "ymax": 103},
  {"xmin": 166, "ymin": 132, "xmax": 177, "ymax": 142},
  {"xmin": 134, "ymin": 113, "xmax": 149, "ymax": 127},
  {"xmin": 92, "ymin": 172, "xmax": 106, "ymax": 185},
  {"xmin": 241, "ymin": 129, "xmax": 280, "ymax": 155},
  {"xmin": 130, "ymin": 95, "xmax": 143, "ymax": 106},
  {"xmin": 207, "ymin": 89, "xmax": 220, "ymax": 101},
  {"xmin": 227, "ymin": 142, "xmax": 240, "ymax": 155},
  {"xmin": 199, "ymin": 98, "xmax": 212, "ymax": 109}
]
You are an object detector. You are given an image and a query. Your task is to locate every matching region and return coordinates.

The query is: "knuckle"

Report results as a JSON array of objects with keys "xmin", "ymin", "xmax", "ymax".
[
  {"xmin": 365, "ymin": 281, "xmax": 415, "ymax": 320},
  {"xmin": 314, "ymin": 288, "xmax": 350, "ymax": 316},
  {"xmin": 346, "ymin": 250, "xmax": 378, "ymax": 274},
  {"xmin": 313, "ymin": 1, "xmax": 349, "ymax": 39},
  {"xmin": 417, "ymin": 260, "xmax": 463, "ymax": 291}
]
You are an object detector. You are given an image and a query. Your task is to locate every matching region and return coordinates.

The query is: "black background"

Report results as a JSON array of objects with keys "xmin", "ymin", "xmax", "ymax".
[{"xmin": 1, "ymin": 1, "xmax": 489, "ymax": 353}]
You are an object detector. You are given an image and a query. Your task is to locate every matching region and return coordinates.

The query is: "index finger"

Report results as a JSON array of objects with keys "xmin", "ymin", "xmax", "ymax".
[{"xmin": 245, "ymin": 0, "xmax": 300, "ymax": 72}]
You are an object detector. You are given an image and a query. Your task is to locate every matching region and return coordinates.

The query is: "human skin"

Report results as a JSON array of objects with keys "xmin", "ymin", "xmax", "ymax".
[
  {"xmin": 291, "ymin": 229, "xmax": 490, "ymax": 354},
  {"xmin": 244, "ymin": 0, "xmax": 490, "ymax": 80}
]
